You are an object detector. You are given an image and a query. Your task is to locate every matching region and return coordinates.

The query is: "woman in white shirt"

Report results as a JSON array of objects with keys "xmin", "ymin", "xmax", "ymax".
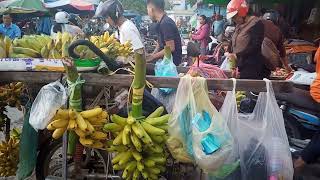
[{"xmin": 94, "ymin": 0, "xmax": 144, "ymax": 53}]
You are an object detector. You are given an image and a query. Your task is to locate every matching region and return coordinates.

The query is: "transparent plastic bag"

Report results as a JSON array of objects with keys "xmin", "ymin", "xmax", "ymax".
[
  {"xmin": 29, "ymin": 81, "xmax": 67, "ymax": 131},
  {"xmin": 151, "ymin": 88, "xmax": 176, "ymax": 113},
  {"xmin": 155, "ymin": 54, "xmax": 178, "ymax": 94},
  {"xmin": 220, "ymin": 79, "xmax": 293, "ymax": 180},
  {"xmin": 168, "ymin": 75, "xmax": 234, "ymax": 171}
]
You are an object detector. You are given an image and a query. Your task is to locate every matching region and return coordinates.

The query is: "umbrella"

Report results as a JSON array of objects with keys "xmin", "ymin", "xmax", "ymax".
[
  {"xmin": 0, "ymin": 0, "xmax": 48, "ymax": 14},
  {"xmin": 42, "ymin": 0, "xmax": 95, "ymax": 11}
]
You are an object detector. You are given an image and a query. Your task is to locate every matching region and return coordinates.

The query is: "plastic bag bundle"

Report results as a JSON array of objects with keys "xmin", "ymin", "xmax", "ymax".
[
  {"xmin": 155, "ymin": 54, "xmax": 178, "ymax": 94},
  {"xmin": 168, "ymin": 75, "xmax": 234, "ymax": 171},
  {"xmin": 29, "ymin": 81, "xmax": 67, "ymax": 131},
  {"xmin": 220, "ymin": 79, "xmax": 293, "ymax": 180}
]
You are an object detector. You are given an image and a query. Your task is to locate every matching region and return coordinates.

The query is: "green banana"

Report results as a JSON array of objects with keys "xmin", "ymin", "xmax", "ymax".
[
  {"xmin": 111, "ymin": 114, "xmax": 127, "ymax": 126},
  {"xmin": 130, "ymin": 133, "xmax": 142, "ymax": 152},
  {"xmin": 12, "ymin": 47, "xmax": 39, "ymax": 57},
  {"xmin": 145, "ymin": 114, "xmax": 170, "ymax": 126},
  {"xmin": 141, "ymin": 121, "xmax": 165, "ymax": 135},
  {"xmin": 147, "ymin": 106, "xmax": 164, "ymax": 118},
  {"xmin": 118, "ymin": 151, "xmax": 133, "ymax": 166}
]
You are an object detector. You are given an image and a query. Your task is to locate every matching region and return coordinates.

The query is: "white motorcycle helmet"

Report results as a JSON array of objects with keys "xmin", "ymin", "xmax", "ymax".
[{"xmin": 55, "ymin": 11, "xmax": 70, "ymax": 24}]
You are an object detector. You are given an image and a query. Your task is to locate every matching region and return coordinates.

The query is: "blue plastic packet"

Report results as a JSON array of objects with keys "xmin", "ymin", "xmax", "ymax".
[
  {"xmin": 192, "ymin": 111, "xmax": 211, "ymax": 132},
  {"xmin": 201, "ymin": 134, "xmax": 221, "ymax": 155},
  {"xmin": 155, "ymin": 55, "xmax": 178, "ymax": 94}
]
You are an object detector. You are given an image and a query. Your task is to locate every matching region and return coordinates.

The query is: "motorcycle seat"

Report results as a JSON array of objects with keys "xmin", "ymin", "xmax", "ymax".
[{"xmin": 275, "ymin": 87, "xmax": 320, "ymax": 112}]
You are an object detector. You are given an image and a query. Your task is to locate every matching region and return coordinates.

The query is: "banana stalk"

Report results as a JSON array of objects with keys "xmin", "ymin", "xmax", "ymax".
[
  {"xmin": 64, "ymin": 61, "xmax": 83, "ymax": 155},
  {"xmin": 131, "ymin": 53, "xmax": 146, "ymax": 118}
]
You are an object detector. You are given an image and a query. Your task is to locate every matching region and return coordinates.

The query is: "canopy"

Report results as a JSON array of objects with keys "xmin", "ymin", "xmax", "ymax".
[
  {"xmin": 0, "ymin": 0, "xmax": 48, "ymax": 14},
  {"xmin": 202, "ymin": 0, "xmax": 228, "ymax": 5},
  {"xmin": 42, "ymin": 0, "xmax": 95, "ymax": 11}
]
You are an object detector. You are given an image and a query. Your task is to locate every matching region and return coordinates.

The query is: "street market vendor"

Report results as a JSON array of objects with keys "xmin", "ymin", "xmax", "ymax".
[
  {"xmin": 0, "ymin": 14, "xmax": 21, "ymax": 40},
  {"xmin": 226, "ymin": 0, "xmax": 269, "ymax": 79},
  {"xmin": 51, "ymin": 12, "xmax": 84, "ymax": 38},
  {"xmin": 94, "ymin": 0, "xmax": 144, "ymax": 53}
]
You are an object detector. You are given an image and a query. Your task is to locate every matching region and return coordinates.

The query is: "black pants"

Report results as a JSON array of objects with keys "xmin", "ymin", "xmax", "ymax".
[{"xmin": 301, "ymin": 132, "xmax": 320, "ymax": 164}]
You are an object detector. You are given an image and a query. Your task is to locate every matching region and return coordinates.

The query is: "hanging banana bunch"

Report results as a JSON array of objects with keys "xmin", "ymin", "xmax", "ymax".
[
  {"xmin": 103, "ymin": 106, "xmax": 170, "ymax": 180},
  {"xmin": 46, "ymin": 107, "xmax": 109, "ymax": 149}
]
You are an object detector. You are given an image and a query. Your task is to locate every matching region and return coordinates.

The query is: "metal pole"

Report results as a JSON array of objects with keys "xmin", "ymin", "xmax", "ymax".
[{"xmin": 62, "ymin": 131, "xmax": 68, "ymax": 180}]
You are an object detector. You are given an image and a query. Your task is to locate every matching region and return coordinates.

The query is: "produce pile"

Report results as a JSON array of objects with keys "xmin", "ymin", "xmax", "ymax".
[
  {"xmin": 0, "ymin": 32, "xmax": 133, "ymax": 60},
  {"xmin": 47, "ymin": 107, "xmax": 109, "ymax": 149},
  {"xmin": 0, "ymin": 82, "xmax": 24, "ymax": 130},
  {"xmin": 103, "ymin": 106, "xmax": 169, "ymax": 180},
  {"xmin": 0, "ymin": 128, "xmax": 21, "ymax": 177}
]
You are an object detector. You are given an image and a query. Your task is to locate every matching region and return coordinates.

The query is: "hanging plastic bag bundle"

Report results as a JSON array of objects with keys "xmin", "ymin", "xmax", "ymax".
[
  {"xmin": 29, "ymin": 81, "xmax": 67, "ymax": 131},
  {"xmin": 220, "ymin": 79, "xmax": 293, "ymax": 180},
  {"xmin": 154, "ymin": 46, "xmax": 179, "ymax": 94},
  {"xmin": 168, "ymin": 75, "xmax": 234, "ymax": 172}
]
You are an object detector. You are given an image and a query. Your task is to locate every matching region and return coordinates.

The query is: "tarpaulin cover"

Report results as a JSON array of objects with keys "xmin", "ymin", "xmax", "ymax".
[{"xmin": 43, "ymin": 0, "xmax": 95, "ymax": 11}]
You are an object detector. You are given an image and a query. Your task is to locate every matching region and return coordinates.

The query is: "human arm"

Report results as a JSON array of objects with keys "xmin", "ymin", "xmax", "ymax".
[{"xmin": 147, "ymin": 40, "xmax": 175, "ymax": 62}]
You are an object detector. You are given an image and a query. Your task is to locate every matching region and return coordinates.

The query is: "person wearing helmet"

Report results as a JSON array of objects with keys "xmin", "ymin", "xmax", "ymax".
[
  {"xmin": 226, "ymin": 0, "xmax": 268, "ymax": 79},
  {"xmin": 95, "ymin": 0, "xmax": 144, "ymax": 53},
  {"xmin": 51, "ymin": 11, "xmax": 84, "ymax": 37},
  {"xmin": 262, "ymin": 12, "xmax": 292, "ymax": 73}
]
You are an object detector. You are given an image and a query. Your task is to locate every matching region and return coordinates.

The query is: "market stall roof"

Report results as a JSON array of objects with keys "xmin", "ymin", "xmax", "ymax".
[
  {"xmin": 42, "ymin": 0, "xmax": 95, "ymax": 11},
  {"xmin": 0, "ymin": 0, "xmax": 48, "ymax": 14}
]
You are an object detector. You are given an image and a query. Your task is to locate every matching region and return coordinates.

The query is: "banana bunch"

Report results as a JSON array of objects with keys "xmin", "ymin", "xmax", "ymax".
[
  {"xmin": 90, "ymin": 32, "xmax": 133, "ymax": 59},
  {"xmin": 10, "ymin": 128, "xmax": 21, "ymax": 140},
  {"xmin": 0, "ymin": 137, "xmax": 19, "ymax": 177},
  {"xmin": 0, "ymin": 36, "xmax": 12, "ymax": 58},
  {"xmin": 10, "ymin": 35, "xmax": 51, "ymax": 58},
  {"xmin": 0, "ymin": 82, "xmax": 24, "ymax": 110},
  {"xmin": 40, "ymin": 32, "xmax": 75, "ymax": 59},
  {"xmin": 236, "ymin": 91, "xmax": 246, "ymax": 108},
  {"xmin": 103, "ymin": 106, "xmax": 170, "ymax": 180},
  {"xmin": 47, "ymin": 107, "xmax": 109, "ymax": 149}
]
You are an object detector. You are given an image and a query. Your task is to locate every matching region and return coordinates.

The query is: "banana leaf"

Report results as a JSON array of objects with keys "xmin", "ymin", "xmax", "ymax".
[{"xmin": 17, "ymin": 101, "xmax": 38, "ymax": 180}]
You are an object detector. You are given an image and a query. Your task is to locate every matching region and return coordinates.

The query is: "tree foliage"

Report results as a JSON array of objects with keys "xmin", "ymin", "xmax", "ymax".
[{"xmin": 119, "ymin": 0, "xmax": 147, "ymax": 14}]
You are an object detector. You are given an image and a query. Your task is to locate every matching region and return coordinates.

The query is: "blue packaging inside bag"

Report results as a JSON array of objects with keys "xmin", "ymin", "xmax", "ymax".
[{"xmin": 201, "ymin": 134, "xmax": 221, "ymax": 155}]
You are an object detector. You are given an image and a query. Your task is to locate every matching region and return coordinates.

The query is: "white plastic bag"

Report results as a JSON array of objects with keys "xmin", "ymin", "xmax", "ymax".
[
  {"xmin": 29, "ymin": 81, "xmax": 67, "ymax": 131},
  {"xmin": 220, "ymin": 79, "xmax": 293, "ymax": 180},
  {"xmin": 168, "ymin": 75, "xmax": 234, "ymax": 171}
]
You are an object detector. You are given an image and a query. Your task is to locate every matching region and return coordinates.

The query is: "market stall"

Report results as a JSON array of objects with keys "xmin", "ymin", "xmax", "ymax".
[{"xmin": 0, "ymin": 31, "xmax": 295, "ymax": 180}]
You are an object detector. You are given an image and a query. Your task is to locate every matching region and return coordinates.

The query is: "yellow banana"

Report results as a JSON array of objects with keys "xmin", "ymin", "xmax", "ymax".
[
  {"xmin": 118, "ymin": 151, "xmax": 132, "ymax": 166},
  {"xmin": 113, "ymin": 130, "xmax": 123, "ymax": 145},
  {"xmin": 100, "ymin": 111, "xmax": 108, "ymax": 119},
  {"xmin": 122, "ymin": 129, "xmax": 130, "ymax": 145},
  {"xmin": 148, "ymin": 156, "xmax": 166, "ymax": 164},
  {"xmin": 141, "ymin": 171, "xmax": 148, "ymax": 179},
  {"xmin": 133, "ymin": 168, "xmax": 140, "ymax": 180},
  {"xmin": 40, "ymin": 46, "xmax": 49, "ymax": 58},
  {"xmin": 52, "ymin": 127, "xmax": 66, "ymax": 139},
  {"xmin": 12, "ymin": 47, "xmax": 39, "ymax": 58},
  {"xmin": 123, "ymin": 124, "xmax": 132, "ymax": 134},
  {"xmin": 79, "ymin": 137, "xmax": 93, "ymax": 146},
  {"xmin": 91, "ymin": 141, "xmax": 104, "ymax": 149},
  {"xmin": 137, "ymin": 161, "xmax": 144, "ymax": 171},
  {"xmin": 57, "ymin": 109, "xmax": 69, "ymax": 119},
  {"xmin": 147, "ymin": 167, "xmax": 161, "ymax": 175},
  {"xmin": 75, "ymin": 128, "xmax": 86, "ymax": 138},
  {"xmin": 91, "ymin": 131, "xmax": 107, "ymax": 140},
  {"xmin": 80, "ymin": 108, "xmax": 103, "ymax": 119},
  {"xmin": 131, "ymin": 150, "xmax": 142, "ymax": 161},
  {"xmin": 112, "ymin": 152, "xmax": 126, "ymax": 164},
  {"xmin": 124, "ymin": 160, "xmax": 137, "ymax": 173},
  {"xmin": 69, "ymin": 109, "xmax": 77, "ymax": 120},
  {"xmin": 144, "ymin": 159, "xmax": 155, "ymax": 167},
  {"xmin": 85, "ymin": 119, "xmax": 95, "ymax": 134},
  {"xmin": 76, "ymin": 113, "xmax": 88, "ymax": 131},
  {"xmin": 130, "ymin": 133, "xmax": 142, "ymax": 152},
  {"xmin": 67, "ymin": 119, "xmax": 77, "ymax": 130},
  {"xmin": 113, "ymin": 163, "xmax": 126, "ymax": 170},
  {"xmin": 47, "ymin": 119, "xmax": 69, "ymax": 129},
  {"xmin": 127, "ymin": 116, "xmax": 136, "ymax": 125},
  {"xmin": 131, "ymin": 122, "xmax": 144, "ymax": 138}
]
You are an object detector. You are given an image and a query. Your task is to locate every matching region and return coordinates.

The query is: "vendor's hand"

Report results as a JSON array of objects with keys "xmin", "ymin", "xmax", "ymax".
[
  {"xmin": 146, "ymin": 54, "xmax": 154, "ymax": 62},
  {"xmin": 226, "ymin": 53, "xmax": 237, "ymax": 60},
  {"xmin": 62, "ymin": 58, "xmax": 75, "ymax": 68}
]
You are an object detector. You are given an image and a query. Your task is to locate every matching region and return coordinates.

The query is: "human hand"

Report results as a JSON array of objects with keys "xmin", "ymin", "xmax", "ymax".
[
  {"xmin": 146, "ymin": 54, "xmax": 154, "ymax": 62},
  {"xmin": 62, "ymin": 58, "xmax": 75, "ymax": 68}
]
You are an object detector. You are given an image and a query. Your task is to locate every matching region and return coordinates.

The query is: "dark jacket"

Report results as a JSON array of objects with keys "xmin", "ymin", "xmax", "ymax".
[{"xmin": 232, "ymin": 16, "xmax": 270, "ymax": 79}]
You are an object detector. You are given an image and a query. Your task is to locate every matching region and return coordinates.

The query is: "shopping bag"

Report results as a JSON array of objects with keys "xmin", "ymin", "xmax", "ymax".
[
  {"xmin": 220, "ymin": 78, "xmax": 293, "ymax": 180},
  {"xmin": 155, "ymin": 53, "xmax": 178, "ymax": 94},
  {"xmin": 29, "ymin": 81, "xmax": 67, "ymax": 131},
  {"xmin": 168, "ymin": 75, "xmax": 234, "ymax": 171}
]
